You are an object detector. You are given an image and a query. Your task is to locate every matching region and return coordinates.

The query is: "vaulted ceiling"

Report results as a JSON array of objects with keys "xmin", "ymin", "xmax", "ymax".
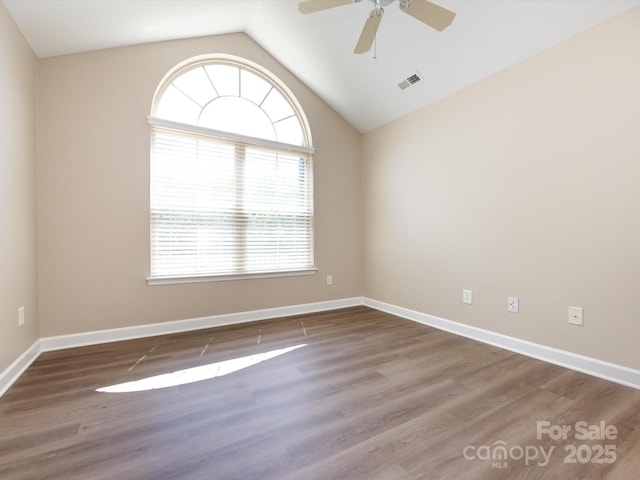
[{"xmin": 3, "ymin": 0, "xmax": 639, "ymax": 132}]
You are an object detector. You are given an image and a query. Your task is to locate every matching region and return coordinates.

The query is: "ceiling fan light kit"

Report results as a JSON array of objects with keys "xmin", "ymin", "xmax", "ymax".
[{"xmin": 298, "ymin": 0, "xmax": 456, "ymax": 54}]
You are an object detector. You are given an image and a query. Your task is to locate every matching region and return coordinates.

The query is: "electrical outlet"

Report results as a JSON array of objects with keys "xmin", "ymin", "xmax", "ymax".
[
  {"xmin": 326, "ymin": 275, "xmax": 333, "ymax": 286},
  {"xmin": 507, "ymin": 297, "xmax": 519, "ymax": 313},
  {"xmin": 463, "ymin": 289, "xmax": 473, "ymax": 305},
  {"xmin": 568, "ymin": 306, "xmax": 583, "ymax": 326},
  {"xmin": 18, "ymin": 306, "xmax": 25, "ymax": 327}
]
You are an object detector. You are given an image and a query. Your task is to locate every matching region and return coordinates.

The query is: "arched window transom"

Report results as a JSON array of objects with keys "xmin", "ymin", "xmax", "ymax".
[{"xmin": 153, "ymin": 60, "xmax": 308, "ymax": 146}]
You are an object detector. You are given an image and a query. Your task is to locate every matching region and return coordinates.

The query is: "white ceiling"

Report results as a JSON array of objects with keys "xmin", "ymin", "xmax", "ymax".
[{"xmin": 3, "ymin": 0, "xmax": 639, "ymax": 132}]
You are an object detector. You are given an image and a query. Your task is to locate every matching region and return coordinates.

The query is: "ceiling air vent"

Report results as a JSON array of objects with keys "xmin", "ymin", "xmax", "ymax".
[{"xmin": 398, "ymin": 72, "xmax": 424, "ymax": 91}]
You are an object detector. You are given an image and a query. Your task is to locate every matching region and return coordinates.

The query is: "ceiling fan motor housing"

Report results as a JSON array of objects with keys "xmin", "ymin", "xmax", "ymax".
[{"xmin": 399, "ymin": 0, "xmax": 414, "ymax": 10}]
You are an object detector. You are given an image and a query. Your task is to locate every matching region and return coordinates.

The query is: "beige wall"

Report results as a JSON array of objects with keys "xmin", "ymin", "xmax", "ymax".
[
  {"xmin": 363, "ymin": 7, "xmax": 640, "ymax": 370},
  {"xmin": 0, "ymin": 3, "xmax": 39, "ymax": 372},
  {"xmin": 37, "ymin": 33, "xmax": 363, "ymax": 337},
  {"xmin": 7, "ymin": 4, "xmax": 639, "ymax": 376}
]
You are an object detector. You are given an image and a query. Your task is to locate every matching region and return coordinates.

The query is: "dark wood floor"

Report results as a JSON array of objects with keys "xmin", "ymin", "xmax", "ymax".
[{"xmin": 1, "ymin": 306, "xmax": 639, "ymax": 479}]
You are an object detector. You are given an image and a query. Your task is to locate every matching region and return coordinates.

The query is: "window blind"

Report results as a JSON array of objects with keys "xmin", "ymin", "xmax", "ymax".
[{"xmin": 150, "ymin": 126, "xmax": 314, "ymax": 278}]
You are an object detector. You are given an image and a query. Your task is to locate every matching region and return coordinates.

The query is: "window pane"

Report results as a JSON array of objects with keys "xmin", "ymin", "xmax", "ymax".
[
  {"xmin": 155, "ymin": 84, "xmax": 200, "ymax": 124},
  {"xmin": 243, "ymin": 148, "xmax": 311, "ymax": 272},
  {"xmin": 172, "ymin": 66, "xmax": 217, "ymax": 107},
  {"xmin": 205, "ymin": 64, "xmax": 240, "ymax": 97},
  {"xmin": 261, "ymin": 88, "xmax": 294, "ymax": 123},
  {"xmin": 151, "ymin": 131, "xmax": 239, "ymax": 276},
  {"xmin": 274, "ymin": 116, "xmax": 305, "ymax": 146},
  {"xmin": 199, "ymin": 97, "xmax": 276, "ymax": 141},
  {"xmin": 240, "ymin": 69, "xmax": 272, "ymax": 106},
  {"xmin": 244, "ymin": 149, "xmax": 309, "ymax": 213}
]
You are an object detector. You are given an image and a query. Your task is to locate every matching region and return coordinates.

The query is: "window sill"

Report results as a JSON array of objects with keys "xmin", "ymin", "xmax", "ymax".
[{"xmin": 147, "ymin": 268, "xmax": 318, "ymax": 286}]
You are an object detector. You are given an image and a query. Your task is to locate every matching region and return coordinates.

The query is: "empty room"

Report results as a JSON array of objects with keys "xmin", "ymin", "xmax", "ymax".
[{"xmin": 1, "ymin": 0, "xmax": 639, "ymax": 478}]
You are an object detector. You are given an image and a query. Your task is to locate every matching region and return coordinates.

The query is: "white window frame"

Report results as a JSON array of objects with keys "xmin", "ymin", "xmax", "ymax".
[{"xmin": 147, "ymin": 55, "xmax": 316, "ymax": 285}]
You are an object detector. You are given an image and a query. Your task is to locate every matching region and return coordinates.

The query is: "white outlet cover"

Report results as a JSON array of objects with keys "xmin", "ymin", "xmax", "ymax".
[
  {"xmin": 507, "ymin": 297, "xmax": 519, "ymax": 313},
  {"xmin": 463, "ymin": 289, "xmax": 473, "ymax": 305}
]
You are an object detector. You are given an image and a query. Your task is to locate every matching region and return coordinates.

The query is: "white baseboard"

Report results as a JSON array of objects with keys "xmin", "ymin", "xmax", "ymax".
[
  {"xmin": 3, "ymin": 295, "xmax": 639, "ymax": 398},
  {"xmin": 38, "ymin": 297, "xmax": 364, "ymax": 352},
  {"xmin": 0, "ymin": 340, "xmax": 42, "ymax": 398},
  {"xmin": 363, "ymin": 297, "xmax": 640, "ymax": 390}
]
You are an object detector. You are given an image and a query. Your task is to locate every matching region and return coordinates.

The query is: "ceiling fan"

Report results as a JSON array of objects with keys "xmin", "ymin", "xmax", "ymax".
[{"xmin": 298, "ymin": 0, "xmax": 456, "ymax": 54}]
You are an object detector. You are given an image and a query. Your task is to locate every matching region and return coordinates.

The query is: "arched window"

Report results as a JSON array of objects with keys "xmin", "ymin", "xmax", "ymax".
[{"xmin": 148, "ymin": 55, "xmax": 315, "ymax": 283}]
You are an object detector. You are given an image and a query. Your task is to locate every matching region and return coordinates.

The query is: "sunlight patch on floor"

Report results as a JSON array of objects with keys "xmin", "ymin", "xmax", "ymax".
[{"xmin": 96, "ymin": 344, "xmax": 306, "ymax": 393}]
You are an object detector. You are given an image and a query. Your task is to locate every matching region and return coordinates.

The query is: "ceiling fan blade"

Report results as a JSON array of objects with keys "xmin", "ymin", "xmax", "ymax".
[
  {"xmin": 354, "ymin": 8, "xmax": 383, "ymax": 54},
  {"xmin": 401, "ymin": 0, "xmax": 456, "ymax": 31},
  {"xmin": 298, "ymin": 0, "xmax": 354, "ymax": 14}
]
